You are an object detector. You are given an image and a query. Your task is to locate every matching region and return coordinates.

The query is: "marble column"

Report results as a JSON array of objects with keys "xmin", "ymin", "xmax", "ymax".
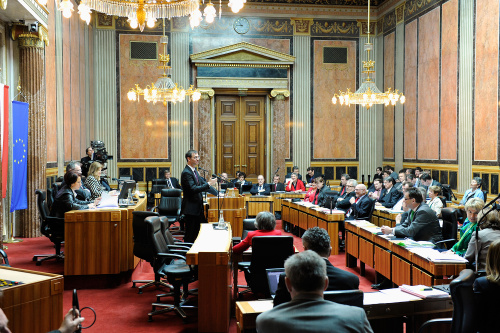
[
  {"xmin": 18, "ymin": 35, "xmax": 46, "ymax": 237},
  {"xmin": 197, "ymin": 89, "xmax": 214, "ymax": 174},
  {"xmin": 270, "ymin": 89, "xmax": 289, "ymax": 181},
  {"xmin": 458, "ymin": 0, "xmax": 474, "ymax": 192}
]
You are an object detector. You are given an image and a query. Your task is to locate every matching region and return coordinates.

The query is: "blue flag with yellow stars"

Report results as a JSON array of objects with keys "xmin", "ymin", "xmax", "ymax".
[{"xmin": 10, "ymin": 101, "xmax": 29, "ymax": 212}]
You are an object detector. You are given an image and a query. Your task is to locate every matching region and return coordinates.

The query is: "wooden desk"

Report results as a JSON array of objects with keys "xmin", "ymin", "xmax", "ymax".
[
  {"xmin": 186, "ymin": 223, "xmax": 232, "ymax": 332},
  {"xmin": 345, "ymin": 220, "xmax": 466, "ymax": 286},
  {"xmin": 371, "ymin": 208, "xmax": 401, "ymax": 227},
  {"xmin": 64, "ymin": 196, "xmax": 147, "ymax": 276},
  {"xmin": 0, "ymin": 266, "xmax": 63, "ymax": 332},
  {"xmin": 281, "ymin": 200, "xmax": 344, "ymax": 255},
  {"xmin": 235, "ymin": 292, "xmax": 453, "ymax": 333},
  {"xmin": 245, "ymin": 195, "xmax": 273, "ymax": 217},
  {"xmin": 271, "ymin": 192, "xmax": 305, "ymax": 213}
]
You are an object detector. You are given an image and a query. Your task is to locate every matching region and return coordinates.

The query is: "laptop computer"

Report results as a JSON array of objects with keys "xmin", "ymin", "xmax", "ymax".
[{"xmin": 266, "ymin": 268, "xmax": 285, "ymax": 298}]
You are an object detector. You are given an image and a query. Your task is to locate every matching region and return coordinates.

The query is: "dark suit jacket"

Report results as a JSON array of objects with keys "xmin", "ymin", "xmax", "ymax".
[
  {"xmin": 250, "ymin": 183, "xmax": 271, "ymax": 196},
  {"xmin": 260, "ymin": 294, "xmax": 372, "ymax": 333},
  {"xmin": 394, "ymin": 203, "xmax": 443, "ymax": 243},
  {"xmin": 50, "ymin": 187, "xmax": 90, "ymax": 218},
  {"xmin": 336, "ymin": 191, "xmax": 356, "ymax": 211},
  {"xmin": 378, "ymin": 187, "xmax": 402, "ymax": 208},
  {"xmin": 351, "ymin": 195, "xmax": 373, "ymax": 220},
  {"xmin": 181, "ymin": 165, "xmax": 210, "ymax": 217},
  {"xmin": 165, "ymin": 177, "xmax": 181, "ymax": 189},
  {"xmin": 270, "ymin": 182, "xmax": 285, "ymax": 192},
  {"xmin": 273, "ymin": 259, "xmax": 359, "ymax": 307},
  {"xmin": 474, "ymin": 277, "xmax": 500, "ymax": 333},
  {"xmin": 80, "ymin": 155, "xmax": 93, "ymax": 177}
]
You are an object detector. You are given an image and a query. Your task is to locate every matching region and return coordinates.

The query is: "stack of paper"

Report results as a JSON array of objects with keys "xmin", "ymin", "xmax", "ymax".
[{"xmin": 399, "ymin": 285, "xmax": 450, "ymax": 299}]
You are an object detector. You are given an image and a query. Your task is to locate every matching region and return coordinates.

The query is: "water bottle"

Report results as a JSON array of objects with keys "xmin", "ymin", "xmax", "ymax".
[
  {"xmin": 218, "ymin": 210, "xmax": 225, "ymax": 228},
  {"xmin": 135, "ymin": 182, "xmax": 140, "ymax": 195},
  {"xmin": 127, "ymin": 188, "xmax": 133, "ymax": 204}
]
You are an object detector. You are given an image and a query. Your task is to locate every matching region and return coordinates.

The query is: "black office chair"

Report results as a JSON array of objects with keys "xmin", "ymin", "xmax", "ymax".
[
  {"xmin": 154, "ymin": 189, "xmax": 183, "ymax": 234},
  {"xmin": 324, "ymin": 289, "xmax": 364, "ymax": 308},
  {"xmin": 436, "ymin": 208, "xmax": 459, "ymax": 249},
  {"xmin": 232, "ymin": 218, "xmax": 257, "ymax": 246},
  {"xmin": 131, "ymin": 211, "xmax": 172, "ymax": 294},
  {"xmin": 418, "ymin": 269, "xmax": 477, "ymax": 333},
  {"xmin": 46, "ymin": 188, "xmax": 54, "ymax": 210},
  {"xmin": 438, "ymin": 196, "xmax": 447, "ymax": 208},
  {"xmin": 145, "ymin": 216, "xmax": 197, "ymax": 322},
  {"xmin": 33, "ymin": 189, "xmax": 65, "ymax": 265},
  {"xmin": 238, "ymin": 236, "xmax": 294, "ymax": 298},
  {"xmin": 481, "ymin": 189, "xmax": 488, "ymax": 202}
]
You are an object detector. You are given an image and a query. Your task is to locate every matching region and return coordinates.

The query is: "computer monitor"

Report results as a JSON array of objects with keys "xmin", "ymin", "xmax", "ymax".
[
  {"xmin": 119, "ymin": 180, "xmax": 136, "ymax": 199},
  {"xmin": 266, "ymin": 268, "xmax": 285, "ymax": 298}
]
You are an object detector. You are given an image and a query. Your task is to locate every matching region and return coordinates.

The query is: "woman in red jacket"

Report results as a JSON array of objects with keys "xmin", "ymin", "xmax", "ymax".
[
  {"xmin": 286, "ymin": 173, "xmax": 305, "ymax": 193},
  {"xmin": 233, "ymin": 211, "xmax": 282, "ymax": 254}
]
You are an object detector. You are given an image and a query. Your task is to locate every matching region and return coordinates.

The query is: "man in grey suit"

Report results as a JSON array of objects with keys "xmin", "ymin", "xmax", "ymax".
[
  {"xmin": 381, "ymin": 187, "xmax": 443, "ymax": 244},
  {"xmin": 257, "ymin": 251, "xmax": 373, "ymax": 333}
]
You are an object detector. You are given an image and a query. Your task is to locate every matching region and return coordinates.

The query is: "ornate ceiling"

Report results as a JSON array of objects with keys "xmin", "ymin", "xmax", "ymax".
[{"xmin": 246, "ymin": 0, "xmax": 388, "ymax": 6}]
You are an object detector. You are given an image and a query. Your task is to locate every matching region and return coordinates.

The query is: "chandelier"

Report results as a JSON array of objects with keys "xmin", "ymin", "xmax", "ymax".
[
  {"xmin": 331, "ymin": 0, "xmax": 405, "ymax": 109},
  {"xmin": 127, "ymin": 19, "xmax": 201, "ymax": 105},
  {"xmin": 54, "ymin": 0, "xmax": 245, "ymax": 31}
]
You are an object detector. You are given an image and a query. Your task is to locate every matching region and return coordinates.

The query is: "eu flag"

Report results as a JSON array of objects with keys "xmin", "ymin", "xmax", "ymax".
[{"xmin": 10, "ymin": 101, "xmax": 29, "ymax": 212}]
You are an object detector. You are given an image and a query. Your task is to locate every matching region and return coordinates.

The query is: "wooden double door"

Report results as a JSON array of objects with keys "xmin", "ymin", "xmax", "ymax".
[{"xmin": 216, "ymin": 95, "xmax": 266, "ymax": 182}]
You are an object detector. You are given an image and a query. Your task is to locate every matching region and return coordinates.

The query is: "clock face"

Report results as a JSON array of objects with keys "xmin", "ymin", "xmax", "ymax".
[{"xmin": 233, "ymin": 18, "xmax": 250, "ymax": 34}]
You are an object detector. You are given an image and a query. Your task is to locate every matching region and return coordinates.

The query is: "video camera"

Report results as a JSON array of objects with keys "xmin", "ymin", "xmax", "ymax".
[{"xmin": 90, "ymin": 140, "xmax": 113, "ymax": 164}]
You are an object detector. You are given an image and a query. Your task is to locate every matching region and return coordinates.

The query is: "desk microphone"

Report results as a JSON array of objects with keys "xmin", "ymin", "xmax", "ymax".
[{"xmin": 274, "ymin": 167, "xmax": 280, "ymax": 175}]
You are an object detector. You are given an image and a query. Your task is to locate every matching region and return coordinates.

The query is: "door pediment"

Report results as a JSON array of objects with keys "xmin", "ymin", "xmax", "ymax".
[{"xmin": 190, "ymin": 42, "xmax": 295, "ymax": 67}]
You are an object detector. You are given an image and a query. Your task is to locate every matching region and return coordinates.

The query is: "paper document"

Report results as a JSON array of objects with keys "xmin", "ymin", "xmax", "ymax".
[
  {"xmin": 248, "ymin": 300, "xmax": 273, "ymax": 313},
  {"xmin": 400, "ymin": 285, "xmax": 450, "ymax": 299},
  {"xmin": 96, "ymin": 192, "xmax": 119, "ymax": 208}
]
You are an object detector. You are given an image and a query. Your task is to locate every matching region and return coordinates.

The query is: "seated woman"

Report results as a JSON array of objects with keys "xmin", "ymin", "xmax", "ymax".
[
  {"xmin": 474, "ymin": 239, "xmax": 500, "ymax": 333},
  {"xmin": 84, "ymin": 161, "xmax": 103, "ymax": 200},
  {"xmin": 303, "ymin": 181, "xmax": 317, "ymax": 202},
  {"xmin": 305, "ymin": 177, "xmax": 327, "ymax": 206},
  {"xmin": 449, "ymin": 198, "xmax": 484, "ymax": 256},
  {"xmin": 50, "ymin": 171, "xmax": 97, "ymax": 218},
  {"xmin": 427, "ymin": 185, "xmax": 443, "ymax": 218},
  {"xmin": 232, "ymin": 211, "xmax": 282, "ymax": 254},
  {"xmin": 464, "ymin": 210, "xmax": 500, "ymax": 270},
  {"xmin": 459, "ymin": 177, "xmax": 485, "ymax": 205},
  {"xmin": 285, "ymin": 173, "xmax": 305, "ymax": 193}
]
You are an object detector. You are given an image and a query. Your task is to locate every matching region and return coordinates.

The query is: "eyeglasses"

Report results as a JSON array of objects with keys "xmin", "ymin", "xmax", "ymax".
[{"xmin": 346, "ymin": 185, "xmax": 355, "ymax": 188}]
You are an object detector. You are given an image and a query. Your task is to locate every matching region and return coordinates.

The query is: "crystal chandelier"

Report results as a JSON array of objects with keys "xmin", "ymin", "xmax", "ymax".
[
  {"xmin": 331, "ymin": 0, "xmax": 405, "ymax": 109},
  {"xmin": 56, "ymin": 0, "xmax": 245, "ymax": 31},
  {"xmin": 127, "ymin": 20, "xmax": 201, "ymax": 105}
]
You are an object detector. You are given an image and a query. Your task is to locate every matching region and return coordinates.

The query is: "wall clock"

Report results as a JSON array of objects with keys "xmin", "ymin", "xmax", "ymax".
[{"xmin": 233, "ymin": 18, "xmax": 250, "ymax": 34}]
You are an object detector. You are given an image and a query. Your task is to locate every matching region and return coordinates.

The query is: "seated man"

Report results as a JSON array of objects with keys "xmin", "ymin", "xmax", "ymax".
[
  {"xmin": 273, "ymin": 227, "xmax": 359, "ymax": 306},
  {"xmin": 306, "ymin": 167, "xmax": 316, "ymax": 184},
  {"xmin": 61, "ymin": 161, "xmax": 91, "ymax": 201},
  {"xmin": 257, "ymin": 250, "xmax": 372, "ymax": 333},
  {"xmin": 271, "ymin": 174, "xmax": 285, "ymax": 192},
  {"xmin": 285, "ymin": 166, "xmax": 303, "ymax": 181},
  {"xmin": 347, "ymin": 184, "xmax": 372, "ymax": 220},
  {"xmin": 392, "ymin": 181, "xmax": 412, "ymax": 211},
  {"xmin": 250, "ymin": 175, "xmax": 271, "ymax": 196},
  {"xmin": 394, "ymin": 170, "xmax": 406, "ymax": 191},
  {"xmin": 368, "ymin": 178, "xmax": 383, "ymax": 200},
  {"xmin": 420, "ymin": 173, "xmax": 442, "ymax": 193},
  {"xmin": 163, "ymin": 170, "xmax": 181, "ymax": 189},
  {"xmin": 376, "ymin": 177, "xmax": 402, "ymax": 209},
  {"xmin": 336, "ymin": 179, "xmax": 357, "ymax": 211},
  {"xmin": 381, "ymin": 187, "xmax": 443, "ymax": 244},
  {"xmin": 338, "ymin": 174, "xmax": 350, "ymax": 196}
]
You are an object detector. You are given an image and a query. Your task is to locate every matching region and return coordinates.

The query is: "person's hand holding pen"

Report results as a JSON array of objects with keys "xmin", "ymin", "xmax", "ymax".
[{"xmin": 381, "ymin": 225, "xmax": 394, "ymax": 235}]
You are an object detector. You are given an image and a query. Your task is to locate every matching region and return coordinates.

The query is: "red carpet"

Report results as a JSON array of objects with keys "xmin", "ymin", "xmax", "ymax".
[{"xmin": 3, "ymin": 221, "xmax": 376, "ymax": 332}]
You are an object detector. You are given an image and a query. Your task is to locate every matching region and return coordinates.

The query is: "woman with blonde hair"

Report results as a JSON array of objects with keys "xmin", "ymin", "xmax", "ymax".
[
  {"xmin": 449, "ymin": 198, "xmax": 484, "ymax": 256},
  {"xmin": 84, "ymin": 161, "xmax": 103, "ymax": 200},
  {"xmin": 464, "ymin": 209, "xmax": 500, "ymax": 270},
  {"xmin": 427, "ymin": 185, "xmax": 443, "ymax": 217}
]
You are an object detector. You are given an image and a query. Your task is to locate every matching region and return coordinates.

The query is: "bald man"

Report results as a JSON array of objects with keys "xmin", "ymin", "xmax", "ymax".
[{"xmin": 347, "ymin": 184, "xmax": 373, "ymax": 220}]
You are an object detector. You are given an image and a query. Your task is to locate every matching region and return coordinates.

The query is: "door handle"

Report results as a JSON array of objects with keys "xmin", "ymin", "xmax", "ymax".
[
  {"xmin": 234, "ymin": 165, "xmax": 240, "ymax": 167},
  {"xmin": 242, "ymin": 165, "xmax": 247, "ymax": 167}
]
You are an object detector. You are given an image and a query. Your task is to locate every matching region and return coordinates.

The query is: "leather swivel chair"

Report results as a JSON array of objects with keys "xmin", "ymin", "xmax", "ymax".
[
  {"xmin": 481, "ymin": 189, "xmax": 488, "ymax": 202},
  {"xmin": 46, "ymin": 188, "xmax": 54, "ymax": 210},
  {"xmin": 238, "ymin": 236, "xmax": 294, "ymax": 298},
  {"xmin": 418, "ymin": 269, "xmax": 477, "ymax": 333},
  {"xmin": 154, "ymin": 189, "xmax": 183, "ymax": 234},
  {"xmin": 324, "ymin": 290, "xmax": 364, "ymax": 308},
  {"xmin": 233, "ymin": 218, "xmax": 257, "ymax": 246},
  {"xmin": 131, "ymin": 211, "xmax": 172, "ymax": 294},
  {"xmin": 436, "ymin": 208, "xmax": 459, "ymax": 249},
  {"xmin": 33, "ymin": 189, "xmax": 65, "ymax": 265},
  {"xmin": 145, "ymin": 216, "xmax": 197, "ymax": 322}
]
